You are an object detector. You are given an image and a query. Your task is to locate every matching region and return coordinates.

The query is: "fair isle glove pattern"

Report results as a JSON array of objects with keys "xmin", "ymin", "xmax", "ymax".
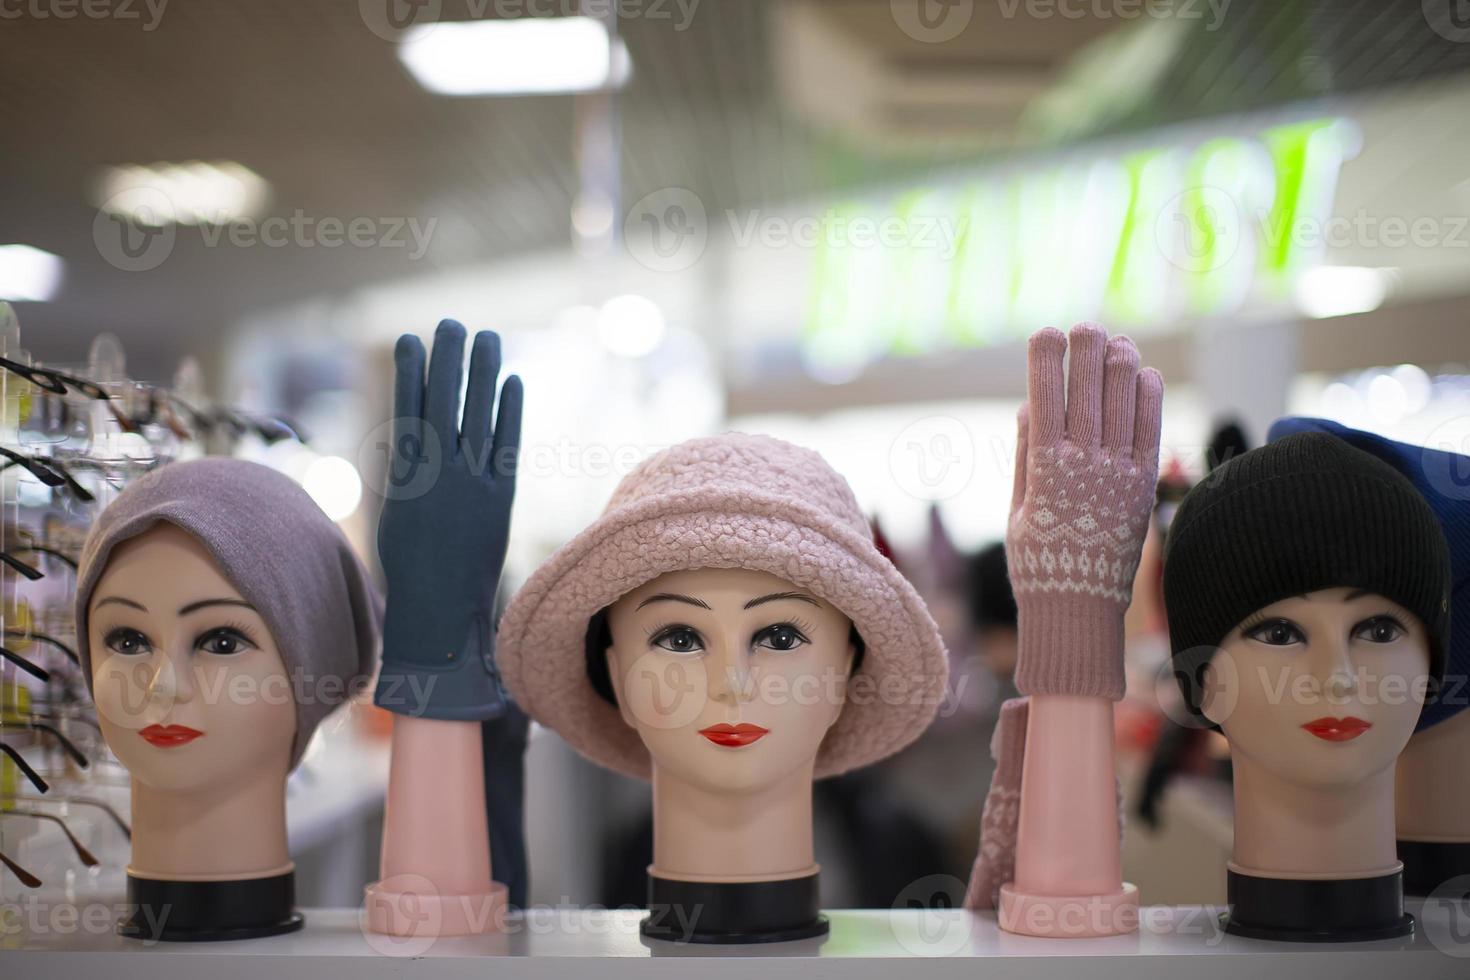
[
  {"xmin": 1006, "ymin": 324, "xmax": 1163, "ymax": 701},
  {"xmin": 964, "ymin": 696, "xmax": 1030, "ymax": 910}
]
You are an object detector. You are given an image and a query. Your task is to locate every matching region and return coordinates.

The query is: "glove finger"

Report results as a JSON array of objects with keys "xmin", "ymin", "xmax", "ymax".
[
  {"xmin": 1133, "ymin": 367, "xmax": 1164, "ymax": 461},
  {"xmin": 1026, "ymin": 328, "xmax": 1067, "ymax": 448},
  {"xmin": 1010, "ymin": 405, "xmax": 1029, "ymax": 516},
  {"xmin": 1101, "ymin": 334, "xmax": 1140, "ymax": 451},
  {"xmin": 393, "ymin": 333, "xmax": 426, "ymax": 425},
  {"xmin": 1065, "ymin": 321, "xmax": 1106, "ymax": 448},
  {"xmin": 462, "ymin": 331, "xmax": 501, "ymax": 459},
  {"xmin": 425, "ymin": 319, "xmax": 467, "ymax": 452},
  {"xmin": 491, "ymin": 374, "xmax": 524, "ymax": 482}
]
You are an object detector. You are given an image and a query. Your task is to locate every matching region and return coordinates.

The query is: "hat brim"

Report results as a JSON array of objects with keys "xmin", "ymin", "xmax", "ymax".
[{"xmin": 498, "ymin": 487, "xmax": 949, "ymax": 781}]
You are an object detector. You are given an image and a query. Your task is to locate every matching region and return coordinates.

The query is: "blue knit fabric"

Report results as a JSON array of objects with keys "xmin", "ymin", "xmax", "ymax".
[{"xmin": 1268, "ymin": 417, "xmax": 1470, "ymax": 730}]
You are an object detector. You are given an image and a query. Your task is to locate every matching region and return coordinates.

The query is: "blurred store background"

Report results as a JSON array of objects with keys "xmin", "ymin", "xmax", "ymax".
[{"xmin": 3, "ymin": 0, "xmax": 1470, "ymax": 913}]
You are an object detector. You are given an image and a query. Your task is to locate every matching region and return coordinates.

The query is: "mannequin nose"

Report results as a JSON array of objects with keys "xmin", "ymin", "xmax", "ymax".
[
  {"xmin": 1318, "ymin": 639, "xmax": 1357, "ymax": 703},
  {"xmin": 147, "ymin": 649, "xmax": 195, "ymax": 706},
  {"xmin": 707, "ymin": 638, "xmax": 753, "ymax": 706}
]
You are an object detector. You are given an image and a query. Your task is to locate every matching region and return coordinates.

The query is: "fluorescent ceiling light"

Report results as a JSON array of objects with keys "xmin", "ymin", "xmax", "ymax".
[
  {"xmin": 398, "ymin": 17, "xmax": 631, "ymax": 96},
  {"xmin": 95, "ymin": 161, "xmax": 269, "ymax": 227},
  {"xmin": 0, "ymin": 244, "xmax": 64, "ymax": 302},
  {"xmin": 1293, "ymin": 266, "xmax": 1389, "ymax": 319}
]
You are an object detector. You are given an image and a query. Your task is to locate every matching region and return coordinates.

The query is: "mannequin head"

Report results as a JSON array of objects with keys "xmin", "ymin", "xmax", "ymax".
[
  {"xmin": 1201, "ymin": 586, "xmax": 1430, "ymax": 790},
  {"xmin": 599, "ymin": 568, "xmax": 859, "ymax": 794},
  {"xmin": 88, "ymin": 524, "xmax": 297, "ymax": 794},
  {"xmin": 77, "ymin": 458, "xmax": 381, "ymax": 772}
]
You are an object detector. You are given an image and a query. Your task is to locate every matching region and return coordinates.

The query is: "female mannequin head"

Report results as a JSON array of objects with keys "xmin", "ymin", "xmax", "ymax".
[
  {"xmin": 76, "ymin": 457, "xmax": 381, "ymax": 884},
  {"xmin": 599, "ymin": 567, "xmax": 860, "ymax": 795},
  {"xmin": 88, "ymin": 523, "xmax": 298, "ymax": 795},
  {"xmin": 1200, "ymin": 586, "xmax": 1430, "ymax": 791},
  {"xmin": 1164, "ymin": 431, "xmax": 1451, "ymax": 905}
]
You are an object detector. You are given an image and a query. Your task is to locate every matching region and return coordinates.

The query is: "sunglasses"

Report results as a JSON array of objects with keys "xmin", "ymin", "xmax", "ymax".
[
  {"xmin": 1, "ymin": 809, "xmax": 99, "ymax": 867},
  {"xmin": 11, "ymin": 794, "xmax": 131, "ymax": 839},
  {"xmin": 4, "ymin": 720, "xmax": 90, "ymax": 770},
  {"xmin": 1, "ymin": 742, "xmax": 50, "ymax": 793},
  {"xmin": 5, "ymin": 629, "xmax": 80, "ymax": 667},
  {"xmin": 1, "ymin": 849, "xmax": 41, "ymax": 888},
  {"xmin": 0, "ymin": 448, "xmax": 95, "ymax": 503},
  {"xmin": 0, "ymin": 354, "xmax": 139, "ymax": 435},
  {"xmin": 1, "ymin": 645, "xmax": 50, "ymax": 681}
]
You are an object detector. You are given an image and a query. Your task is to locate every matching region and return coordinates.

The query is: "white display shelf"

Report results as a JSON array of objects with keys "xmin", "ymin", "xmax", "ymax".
[{"xmin": 5, "ymin": 902, "xmax": 1468, "ymax": 979}]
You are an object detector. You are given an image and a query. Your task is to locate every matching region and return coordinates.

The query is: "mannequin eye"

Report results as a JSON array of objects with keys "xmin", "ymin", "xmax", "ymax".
[
  {"xmin": 1354, "ymin": 616, "xmax": 1405, "ymax": 644},
  {"xmin": 103, "ymin": 627, "xmax": 152, "ymax": 656},
  {"xmin": 650, "ymin": 626, "xmax": 704, "ymax": 654},
  {"xmin": 753, "ymin": 624, "xmax": 810, "ymax": 652},
  {"xmin": 1244, "ymin": 619, "xmax": 1305, "ymax": 647},
  {"xmin": 195, "ymin": 627, "xmax": 256, "ymax": 656}
]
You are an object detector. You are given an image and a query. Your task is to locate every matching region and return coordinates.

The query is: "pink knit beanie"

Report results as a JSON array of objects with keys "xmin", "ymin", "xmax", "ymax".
[{"xmin": 498, "ymin": 433, "xmax": 949, "ymax": 781}]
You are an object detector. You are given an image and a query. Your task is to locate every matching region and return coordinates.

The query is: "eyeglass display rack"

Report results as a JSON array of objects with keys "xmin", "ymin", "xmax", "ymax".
[{"xmin": 0, "ymin": 301, "xmax": 324, "ymax": 916}]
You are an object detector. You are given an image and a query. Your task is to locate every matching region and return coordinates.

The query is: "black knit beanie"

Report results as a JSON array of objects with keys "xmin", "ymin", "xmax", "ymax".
[{"xmin": 1163, "ymin": 432, "xmax": 1451, "ymax": 719}]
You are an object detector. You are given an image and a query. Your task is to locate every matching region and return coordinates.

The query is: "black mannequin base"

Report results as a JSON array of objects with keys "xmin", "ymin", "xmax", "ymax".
[
  {"xmin": 1399, "ymin": 840, "xmax": 1470, "ymax": 897},
  {"xmin": 1222, "ymin": 868, "xmax": 1413, "ymax": 943},
  {"xmin": 119, "ymin": 871, "xmax": 305, "ymax": 942},
  {"xmin": 642, "ymin": 872, "xmax": 828, "ymax": 944}
]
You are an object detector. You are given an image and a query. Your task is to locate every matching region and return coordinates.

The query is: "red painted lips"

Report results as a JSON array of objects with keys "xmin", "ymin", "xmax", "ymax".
[
  {"xmin": 139, "ymin": 724, "xmax": 204, "ymax": 747},
  {"xmin": 1301, "ymin": 717, "xmax": 1372, "ymax": 742},
  {"xmin": 699, "ymin": 723, "xmax": 769, "ymax": 748}
]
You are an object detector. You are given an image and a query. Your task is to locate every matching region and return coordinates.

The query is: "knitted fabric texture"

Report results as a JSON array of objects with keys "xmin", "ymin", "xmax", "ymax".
[
  {"xmin": 497, "ymin": 433, "xmax": 950, "ymax": 781},
  {"xmin": 1007, "ymin": 324, "xmax": 1163, "ymax": 700},
  {"xmin": 1268, "ymin": 417, "xmax": 1470, "ymax": 731},
  {"xmin": 76, "ymin": 458, "xmax": 383, "ymax": 769},
  {"xmin": 1163, "ymin": 432, "xmax": 1452, "ymax": 720},
  {"xmin": 964, "ymin": 697, "xmax": 1029, "ymax": 910}
]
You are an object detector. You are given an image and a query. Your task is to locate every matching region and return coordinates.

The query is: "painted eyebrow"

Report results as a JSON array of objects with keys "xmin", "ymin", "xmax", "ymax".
[
  {"xmin": 636, "ymin": 593, "xmax": 711, "ymax": 611},
  {"xmin": 178, "ymin": 598, "xmax": 257, "ymax": 616},
  {"xmin": 94, "ymin": 597, "xmax": 147, "ymax": 612},
  {"xmin": 744, "ymin": 592, "xmax": 820, "ymax": 610}
]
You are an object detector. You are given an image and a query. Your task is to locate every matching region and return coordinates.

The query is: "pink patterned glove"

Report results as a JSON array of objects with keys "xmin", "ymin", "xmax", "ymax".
[
  {"xmin": 1006, "ymin": 323, "xmax": 1162, "ymax": 701},
  {"xmin": 964, "ymin": 697, "xmax": 1029, "ymax": 910}
]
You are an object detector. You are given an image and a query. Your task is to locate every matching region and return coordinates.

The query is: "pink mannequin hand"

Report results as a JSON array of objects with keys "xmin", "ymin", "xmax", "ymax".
[{"xmin": 1006, "ymin": 323, "xmax": 1162, "ymax": 700}]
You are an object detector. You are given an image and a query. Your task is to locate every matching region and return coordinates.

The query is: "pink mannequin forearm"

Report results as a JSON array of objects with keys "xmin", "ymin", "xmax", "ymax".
[
  {"xmin": 999, "ymin": 694, "xmax": 1139, "ymax": 937},
  {"xmin": 364, "ymin": 715, "xmax": 507, "ymax": 937}
]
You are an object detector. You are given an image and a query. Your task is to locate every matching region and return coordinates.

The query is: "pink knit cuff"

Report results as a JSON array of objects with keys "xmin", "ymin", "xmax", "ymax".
[
  {"xmin": 1013, "ymin": 599, "xmax": 1125, "ymax": 701},
  {"xmin": 964, "ymin": 697, "xmax": 1030, "ymax": 910}
]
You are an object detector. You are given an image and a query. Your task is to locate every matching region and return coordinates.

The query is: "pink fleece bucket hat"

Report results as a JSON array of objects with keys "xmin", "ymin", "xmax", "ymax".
[{"xmin": 498, "ymin": 433, "xmax": 949, "ymax": 781}]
